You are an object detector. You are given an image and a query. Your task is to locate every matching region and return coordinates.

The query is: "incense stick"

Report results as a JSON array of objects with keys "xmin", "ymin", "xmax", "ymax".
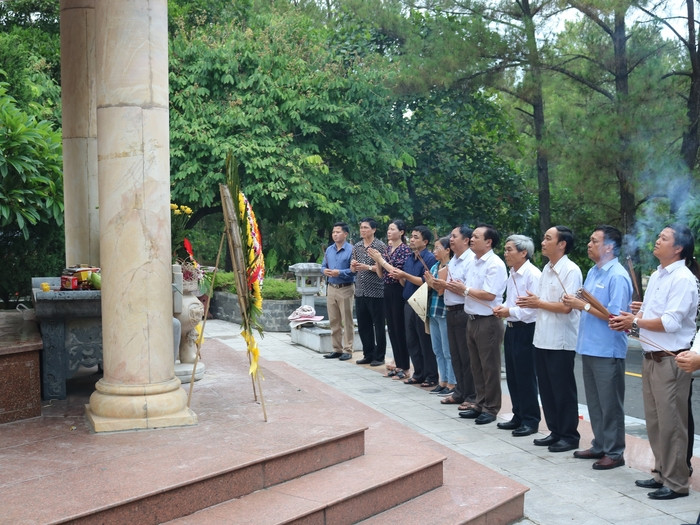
[
  {"xmin": 465, "ymin": 293, "xmax": 495, "ymax": 309},
  {"xmin": 416, "ymin": 251, "xmax": 431, "ymax": 272},
  {"xmin": 628, "ymin": 333, "xmax": 676, "ymax": 356},
  {"xmin": 511, "ymin": 272, "xmax": 521, "ymax": 297},
  {"xmin": 549, "ymin": 263, "xmax": 568, "ymax": 293}
]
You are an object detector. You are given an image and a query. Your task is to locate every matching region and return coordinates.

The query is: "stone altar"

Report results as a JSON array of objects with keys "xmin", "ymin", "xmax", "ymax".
[{"xmin": 32, "ymin": 277, "xmax": 102, "ymax": 400}]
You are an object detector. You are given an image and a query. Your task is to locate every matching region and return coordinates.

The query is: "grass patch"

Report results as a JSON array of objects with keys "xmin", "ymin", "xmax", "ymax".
[{"xmin": 212, "ymin": 272, "xmax": 300, "ymax": 300}]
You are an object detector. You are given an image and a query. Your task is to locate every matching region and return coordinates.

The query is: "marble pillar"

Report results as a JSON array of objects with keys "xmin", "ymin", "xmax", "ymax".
[
  {"xmin": 85, "ymin": 0, "xmax": 196, "ymax": 432},
  {"xmin": 60, "ymin": 0, "xmax": 100, "ymax": 267}
]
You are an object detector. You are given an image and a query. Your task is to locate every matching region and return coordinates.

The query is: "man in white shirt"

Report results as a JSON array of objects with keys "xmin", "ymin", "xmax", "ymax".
[
  {"xmin": 610, "ymin": 224, "xmax": 699, "ymax": 500},
  {"xmin": 516, "ymin": 225, "xmax": 582, "ymax": 453},
  {"xmin": 434, "ymin": 225, "xmax": 476, "ymax": 408},
  {"xmin": 493, "ymin": 234, "xmax": 541, "ymax": 437},
  {"xmin": 450, "ymin": 224, "xmax": 507, "ymax": 425}
]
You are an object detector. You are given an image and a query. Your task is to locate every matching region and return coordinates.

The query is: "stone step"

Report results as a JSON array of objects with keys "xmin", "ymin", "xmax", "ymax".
[
  {"xmin": 358, "ymin": 448, "xmax": 526, "ymax": 525},
  {"xmin": 1, "ymin": 426, "xmax": 367, "ymax": 525},
  {"xmin": 164, "ymin": 443, "xmax": 446, "ymax": 524}
]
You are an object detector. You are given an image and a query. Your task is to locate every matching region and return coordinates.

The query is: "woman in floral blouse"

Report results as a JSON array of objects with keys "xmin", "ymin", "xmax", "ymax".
[{"xmin": 369, "ymin": 219, "xmax": 412, "ymax": 379}]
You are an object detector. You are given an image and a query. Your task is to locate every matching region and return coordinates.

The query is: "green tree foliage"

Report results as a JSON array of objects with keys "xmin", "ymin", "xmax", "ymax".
[
  {"xmin": 0, "ymin": 0, "xmax": 59, "ymax": 34},
  {"xmin": 390, "ymin": 89, "xmax": 536, "ymax": 237},
  {"xmin": 543, "ymin": 14, "xmax": 687, "ymax": 263},
  {"xmin": 169, "ymin": 7, "xmax": 409, "ymax": 269},
  {"xmin": 0, "ymin": 84, "xmax": 63, "ymax": 239},
  {"xmin": 0, "ymin": 26, "xmax": 61, "ymax": 121}
]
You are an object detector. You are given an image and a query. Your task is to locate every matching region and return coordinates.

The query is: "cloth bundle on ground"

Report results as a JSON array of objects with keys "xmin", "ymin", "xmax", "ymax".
[{"xmin": 288, "ymin": 305, "xmax": 324, "ymax": 328}]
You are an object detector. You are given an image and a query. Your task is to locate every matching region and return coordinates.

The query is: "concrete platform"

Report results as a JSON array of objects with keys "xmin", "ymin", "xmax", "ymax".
[{"xmin": 0, "ymin": 336, "xmax": 526, "ymax": 524}]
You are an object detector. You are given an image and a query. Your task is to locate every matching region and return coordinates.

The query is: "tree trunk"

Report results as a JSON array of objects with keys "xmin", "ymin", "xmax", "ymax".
[
  {"xmin": 613, "ymin": 9, "xmax": 635, "ymax": 233},
  {"xmin": 680, "ymin": 0, "xmax": 700, "ymax": 174},
  {"xmin": 521, "ymin": 0, "xmax": 551, "ymax": 235}
]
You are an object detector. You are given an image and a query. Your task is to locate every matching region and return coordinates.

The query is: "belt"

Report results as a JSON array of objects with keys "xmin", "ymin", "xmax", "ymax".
[
  {"xmin": 467, "ymin": 314, "xmax": 493, "ymax": 321},
  {"xmin": 507, "ymin": 321, "xmax": 526, "ymax": 328},
  {"xmin": 446, "ymin": 304, "xmax": 464, "ymax": 312},
  {"xmin": 643, "ymin": 350, "xmax": 684, "ymax": 363},
  {"xmin": 329, "ymin": 282, "xmax": 353, "ymax": 289}
]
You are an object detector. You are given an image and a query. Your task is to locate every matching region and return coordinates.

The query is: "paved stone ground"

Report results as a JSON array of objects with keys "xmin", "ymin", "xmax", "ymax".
[{"xmin": 204, "ymin": 320, "xmax": 700, "ymax": 525}]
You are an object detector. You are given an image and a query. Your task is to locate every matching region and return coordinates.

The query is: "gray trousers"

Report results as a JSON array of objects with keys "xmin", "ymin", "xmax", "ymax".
[
  {"xmin": 581, "ymin": 355, "xmax": 625, "ymax": 459},
  {"xmin": 446, "ymin": 308, "xmax": 475, "ymax": 403}
]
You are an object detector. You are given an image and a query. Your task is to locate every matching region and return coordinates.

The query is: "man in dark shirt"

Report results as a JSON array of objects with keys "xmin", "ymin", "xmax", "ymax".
[
  {"xmin": 322, "ymin": 222, "xmax": 355, "ymax": 361},
  {"xmin": 391, "ymin": 225, "xmax": 438, "ymax": 385},
  {"xmin": 351, "ymin": 218, "xmax": 387, "ymax": 366}
]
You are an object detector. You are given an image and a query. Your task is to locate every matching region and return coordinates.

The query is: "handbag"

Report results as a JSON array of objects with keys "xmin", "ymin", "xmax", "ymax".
[{"xmin": 408, "ymin": 282, "xmax": 429, "ymax": 322}]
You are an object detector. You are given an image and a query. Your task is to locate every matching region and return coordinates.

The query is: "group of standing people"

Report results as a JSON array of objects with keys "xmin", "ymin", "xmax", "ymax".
[{"xmin": 321, "ymin": 218, "xmax": 700, "ymax": 500}]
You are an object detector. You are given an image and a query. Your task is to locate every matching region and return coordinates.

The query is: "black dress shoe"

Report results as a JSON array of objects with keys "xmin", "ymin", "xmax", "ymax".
[
  {"xmin": 635, "ymin": 478, "xmax": 663, "ymax": 489},
  {"xmin": 458, "ymin": 408, "xmax": 481, "ymax": 419},
  {"xmin": 512, "ymin": 425, "xmax": 537, "ymax": 437},
  {"xmin": 475, "ymin": 412, "xmax": 496, "ymax": 425},
  {"xmin": 497, "ymin": 418, "xmax": 520, "ymax": 430},
  {"xmin": 548, "ymin": 440, "xmax": 578, "ymax": 453},
  {"xmin": 647, "ymin": 487, "xmax": 688, "ymax": 500},
  {"xmin": 356, "ymin": 358, "xmax": 372, "ymax": 365},
  {"xmin": 533, "ymin": 434, "xmax": 558, "ymax": 447},
  {"xmin": 324, "ymin": 352, "xmax": 342, "ymax": 359},
  {"xmin": 339, "ymin": 353, "xmax": 352, "ymax": 361}
]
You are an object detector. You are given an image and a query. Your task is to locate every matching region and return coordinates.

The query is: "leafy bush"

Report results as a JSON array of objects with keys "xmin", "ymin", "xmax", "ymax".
[
  {"xmin": 212, "ymin": 272, "xmax": 299, "ymax": 300},
  {"xmin": 0, "ymin": 82, "xmax": 63, "ymax": 239},
  {"xmin": 0, "ymin": 220, "xmax": 64, "ymax": 307}
]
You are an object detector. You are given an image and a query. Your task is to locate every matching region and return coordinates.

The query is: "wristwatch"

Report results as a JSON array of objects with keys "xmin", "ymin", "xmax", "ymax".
[
  {"xmin": 632, "ymin": 317, "xmax": 639, "ymax": 331},
  {"xmin": 463, "ymin": 287, "xmax": 470, "ymax": 297},
  {"xmin": 584, "ymin": 303, "xmax": 591, "ymax": 312}
]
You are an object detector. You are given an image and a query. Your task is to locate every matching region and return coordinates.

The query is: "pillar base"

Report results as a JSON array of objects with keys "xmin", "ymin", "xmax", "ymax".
[
  {"xmin": 175, "ymin": 361, "xmax": 205, "ymax": 384},
  {"xmin": 85, "ymin": 377, "xmax": 197, "ymax": 432}
]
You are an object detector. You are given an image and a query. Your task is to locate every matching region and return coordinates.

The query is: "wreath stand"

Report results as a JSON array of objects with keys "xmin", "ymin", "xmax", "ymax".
[{"xmin": 184, "ymin": 182, "xmax": 267, "ymax": 422}]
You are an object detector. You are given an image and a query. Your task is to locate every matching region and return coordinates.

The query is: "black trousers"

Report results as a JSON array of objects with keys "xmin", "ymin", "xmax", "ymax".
[
  {"xmin": 535, "ymin": 347, "xmax": 580, "ymax": 445},
  {"xmin": 446, "ymin": 308, "xmax": 475, "ymax": 403},
  {"xmin": 355, "ymin": 296, "xmax": 386, "ymax": 361},
  {"xmin": 504, "ymin": 322, "xmax": 540, "ymax": 428},
  {"xmin": 404, "ymin": 303, "xmax": 437, "ymax": 383},
  {"xmin": 384, "ymin": 283, "xmax": 409, "ymax": 370}
]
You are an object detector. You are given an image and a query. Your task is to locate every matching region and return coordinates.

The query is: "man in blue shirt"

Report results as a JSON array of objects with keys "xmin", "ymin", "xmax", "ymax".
[
  {"xmin": 391, "ymin": 225, "xmax": 438, "ymax": 386},
  {"xmin": 563, "ymin": 225, "xmax": 632, "ymax": 470},
  {"xmin": 322, "ymin": 222, "xmax": 355, "ymax": 361}
]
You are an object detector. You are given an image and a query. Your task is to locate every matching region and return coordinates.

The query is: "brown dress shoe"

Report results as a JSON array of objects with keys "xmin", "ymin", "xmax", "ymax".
[
  {"xmin": 573, "ymin": 448, "xmax": 605, "ymax": 459},
  {"xmin": 592, "ymin": 456, "xmax": 625, "ymax": 470}
]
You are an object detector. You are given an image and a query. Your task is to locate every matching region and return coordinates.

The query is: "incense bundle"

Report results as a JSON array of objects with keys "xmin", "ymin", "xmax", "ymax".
[
  {"xmin": 577, "ymin": 288, "xmax": 610, "ymax": 317},
  {"xmin": 625, "ymin": 256, "xmax": 642, "ymax": 301}
]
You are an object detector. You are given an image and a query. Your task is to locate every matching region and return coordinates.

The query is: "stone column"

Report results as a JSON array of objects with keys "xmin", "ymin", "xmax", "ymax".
[
  {"xmin": 85, "ymin": 0, "xmax": 196, "ymax": 432},
  {"xmin": 60, "ymin": 0, "xmax": 99, "ymax": 267}
]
